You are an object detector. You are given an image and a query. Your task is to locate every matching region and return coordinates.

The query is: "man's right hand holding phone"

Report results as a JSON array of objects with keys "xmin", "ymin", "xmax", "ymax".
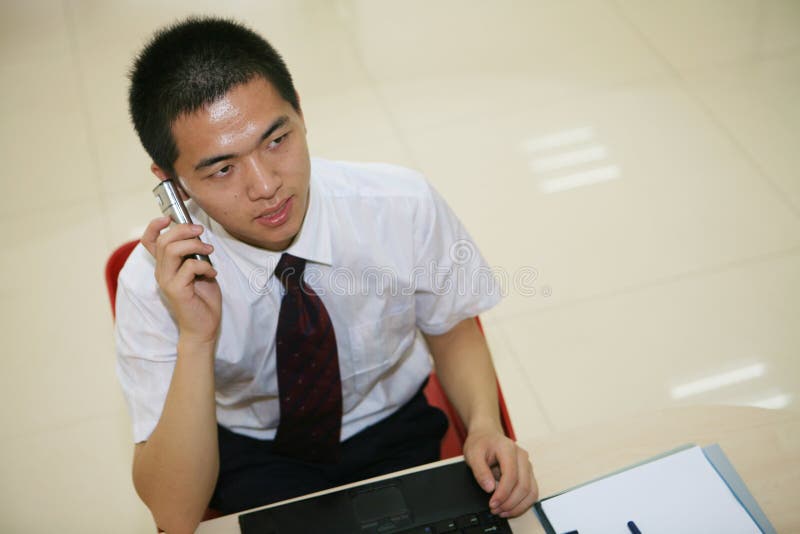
[{"xmin": 141, "ymin": 216, "xmax": 221, "ymax": 345}]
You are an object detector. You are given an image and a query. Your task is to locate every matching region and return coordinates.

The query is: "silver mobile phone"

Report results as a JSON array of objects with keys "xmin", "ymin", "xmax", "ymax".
[{"xmin": 152, "ymin": 180, "xmax": 212, "ymax": 264}]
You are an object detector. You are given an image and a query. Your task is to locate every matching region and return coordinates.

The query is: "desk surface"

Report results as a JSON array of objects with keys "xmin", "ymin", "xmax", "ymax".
[{"xmin": 196, "ymin": 405, "xmax": 800, "ymax": 533}]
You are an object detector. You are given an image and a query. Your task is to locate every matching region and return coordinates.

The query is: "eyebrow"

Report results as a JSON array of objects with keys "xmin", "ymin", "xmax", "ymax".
[{"xmin": 193, "ymin": 115, "xmax": 290, "ymax": 171}]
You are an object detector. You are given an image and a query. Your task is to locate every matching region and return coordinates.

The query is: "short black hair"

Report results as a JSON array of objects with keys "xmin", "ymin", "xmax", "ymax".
[{"xmin": 128, "ymin": 16, "xmax": 300, "ymax": 177}]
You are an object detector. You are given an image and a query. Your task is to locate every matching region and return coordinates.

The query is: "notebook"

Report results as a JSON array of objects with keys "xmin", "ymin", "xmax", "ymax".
[
  {"xmin": 534, "ymin": 444, "xmax": 775, "ymax": 534},
  {"xmin": 237, "ymin": 459, "xmax": 512, "ymax": 533}
]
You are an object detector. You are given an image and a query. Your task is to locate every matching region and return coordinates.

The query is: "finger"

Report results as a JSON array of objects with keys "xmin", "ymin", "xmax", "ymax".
[
  {"xmin": 155, "ymin": 226, "xmax": 207, "ymax": 280},
  {"xmin": 162, "ymin": 239, "xmax": 213, "ymax": 268},
  {"xmin": 506, "ymin": 488, "xmax": 537, "ymax": 518},
  {"xmin": 155, "ymin": 223, "xmax": 204, "ymax": 259},
  {"xmin": 498, "ymin": 452, "xmax": 535, "ymax": 517},
  {"xmin": 167, "ymin": 257, "xmax": 218, "ymax": 295},
  {"xmin": 140, "ymin": 216, "xmax": 171, "ymax": 256},
  {"xmin": 464, "ymin": 445, "xmax": 498, "ymax": 494},
  {"xmin": 488, "ymin": 442, "xmax": 519, "ymax": 512}
]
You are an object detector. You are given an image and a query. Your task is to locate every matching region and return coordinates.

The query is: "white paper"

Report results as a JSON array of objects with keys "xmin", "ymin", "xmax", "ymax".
[{"xmin": 540, "ymin": 446, "xmax": 761, "ymax": 534}]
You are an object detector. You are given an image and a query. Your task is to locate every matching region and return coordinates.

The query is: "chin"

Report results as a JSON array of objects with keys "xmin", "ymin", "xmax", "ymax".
[{"xmin": 266, "ymin": 228, "xmax": 299, "ymax": 251}]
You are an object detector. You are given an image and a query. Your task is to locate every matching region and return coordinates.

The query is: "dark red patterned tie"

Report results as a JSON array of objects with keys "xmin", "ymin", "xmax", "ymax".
[{"xmin": 272, "ymin": 253, "xmax": 342, "ymax": 463}]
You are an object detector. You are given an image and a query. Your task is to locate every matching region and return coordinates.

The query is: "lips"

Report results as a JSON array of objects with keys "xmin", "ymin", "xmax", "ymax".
[{"xmin": 255, "ymin": 197, "xmax": 292, "ymax": 227}]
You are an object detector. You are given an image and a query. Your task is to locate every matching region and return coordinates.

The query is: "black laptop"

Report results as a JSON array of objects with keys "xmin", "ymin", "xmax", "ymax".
[{"xmin": 238, "ymin": 460, "xmax": 513, "ymax": 533}]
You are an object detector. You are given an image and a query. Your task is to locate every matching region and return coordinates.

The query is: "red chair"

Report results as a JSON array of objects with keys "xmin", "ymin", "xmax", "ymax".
[
  {"xmin": 105, "ymin": 240, "xmax": 516, "ymax": 522},
  {"xmin": 105, "ymin": 239, "xmax": 139, "ymax": 319}
]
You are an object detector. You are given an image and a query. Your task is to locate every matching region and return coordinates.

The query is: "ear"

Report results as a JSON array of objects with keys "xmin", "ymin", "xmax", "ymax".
[
  {"xmin": 150, "ymin": 163, "xmax": 191, "ymax": 201},
  {"xmin": 150, "ymin": 162, "xmax": 170, "ymax": 182}
]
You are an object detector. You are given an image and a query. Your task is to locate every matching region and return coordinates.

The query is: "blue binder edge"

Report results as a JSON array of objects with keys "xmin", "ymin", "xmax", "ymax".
[
  {"xmin": 702, "ymin": 444, "xmax": 775, "ymax": 534},
  {"xmin": 531, "ymin": 443, "xmax": 775, "ymax": 534},
  {"xmin": 533, "ymin": 502, "xmax": 556, "ymax": 534}
]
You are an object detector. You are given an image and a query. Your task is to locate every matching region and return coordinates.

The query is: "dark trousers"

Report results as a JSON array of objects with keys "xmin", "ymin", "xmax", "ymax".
[{"xmin": 209, "ymin": 385, "xmax": 449, "ymax": 514}]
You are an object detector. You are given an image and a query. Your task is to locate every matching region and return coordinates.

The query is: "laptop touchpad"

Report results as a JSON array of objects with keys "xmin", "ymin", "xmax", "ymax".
[{"xmin": 351, "ymin": 483, "xmax": 413, "ymax": 531}]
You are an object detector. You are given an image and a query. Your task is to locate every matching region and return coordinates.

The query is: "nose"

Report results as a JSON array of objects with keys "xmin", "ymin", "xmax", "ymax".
[{"xmin": 244, "ymin": 154, "xmax": 282, "ymax": 201}]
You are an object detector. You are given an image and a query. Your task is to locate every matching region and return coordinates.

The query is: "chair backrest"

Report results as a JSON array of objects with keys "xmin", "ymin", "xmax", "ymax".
[{"xmin": 105, "ymin": 239, "xmax": 139, "ymax": 318}]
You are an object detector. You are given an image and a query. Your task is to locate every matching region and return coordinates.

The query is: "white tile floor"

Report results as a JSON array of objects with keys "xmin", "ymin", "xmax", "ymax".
[{"xmin": 0, "ymin": 1, "xmax": 797, "ymax": 532}]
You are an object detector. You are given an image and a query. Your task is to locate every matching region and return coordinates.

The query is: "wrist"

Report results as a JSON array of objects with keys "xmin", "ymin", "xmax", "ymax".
[
  {"xmin": 177, "ymin": 333, "xmax": 218, "ymax": 357},
  {"xmin": 466, "ymin": 414, "xmax": 503, "ymax": 436}
]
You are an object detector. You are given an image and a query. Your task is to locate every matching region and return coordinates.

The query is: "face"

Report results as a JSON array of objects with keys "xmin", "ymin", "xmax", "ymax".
[{"xmin": 156, "ymin": 76, "xmax": 311, "ymax": 251}]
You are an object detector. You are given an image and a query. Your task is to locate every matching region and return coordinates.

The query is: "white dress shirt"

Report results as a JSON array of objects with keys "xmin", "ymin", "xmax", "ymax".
[{"xmin": 115, "ymin": 158, "xmax": 501, "ymax": 443}]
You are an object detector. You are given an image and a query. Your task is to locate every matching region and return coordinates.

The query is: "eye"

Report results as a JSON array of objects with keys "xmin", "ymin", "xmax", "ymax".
[
  {"xmin": 212, "ymin": 164, "xmax": 233, "ymax": 178},
  {"xmin": 267, "ymin": 133, "xmax": 288, "ymax": 150}
]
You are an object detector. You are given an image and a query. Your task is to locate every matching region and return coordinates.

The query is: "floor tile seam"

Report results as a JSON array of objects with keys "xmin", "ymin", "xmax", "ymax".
[
  {"xmin": 606, "ymin": 0, "xmax": 800, "ymax": 72},
  {"xmin": 753, "ymin": 44, "xmax": 800, "ymax": 64},
  {"xmin": 330, "ymin": 14, "xmax": 422, "ymax": 171},
  {"xmin": 492, "ymin": 322, "xmax": 558, "ymax": 435},
  {"xmin": 100, "ymin": 181, "xmax": 152, "ymax": 199},
  {"xmin": 0, "ymin": 408, "xmax": 128, "ymax": 446},
  {"xmin": 542, "ymin": 402, "xmax": 703, "ymax": 435},
  {"xmin": 492, "ymin": 243, "xmax": 800, "ymax": 325},
  {"xmin": 619, "ymin": 49, "xmax": 800, "ymax": 79},
  {"xmin": 382, "ymin": 69, "xmax": 685, "ymax": 142},
  {"xmin": 678, "ymin": 87, "xmax": 800, "ymax": 220},
  {"xmin": 61, "ymin": 0, "xmax": 116, "ymax": 250},
  {"xmin": 607, "ymin": 0, "xmax": 800, "ymax": 221},
  {"xmin": 0, "ymin": 194, "xmax": 99, "ymax": 226},
  {"xmin": 677, "ymin": 55, "xmax": 799, "ymax": 132},
  {"xmin": 673, "ymin": 44, "xmax": 800, "ymax": 76}
]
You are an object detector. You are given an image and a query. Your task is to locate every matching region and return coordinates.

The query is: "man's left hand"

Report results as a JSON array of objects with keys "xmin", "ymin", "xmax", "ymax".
[{"xmin": 463, "ymin": 428, "xmax": 539, "ymax": 518}]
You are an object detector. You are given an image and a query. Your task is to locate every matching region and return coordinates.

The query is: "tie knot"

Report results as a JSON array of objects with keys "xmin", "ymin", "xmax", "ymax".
[{"xmin": 275, "ymin": 253, "xmax": 307, "ymax": 289}]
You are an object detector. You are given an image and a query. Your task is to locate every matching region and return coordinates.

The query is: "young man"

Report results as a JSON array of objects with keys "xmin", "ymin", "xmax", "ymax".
[{"xmin": 117, "ymin": 17, "xmax": 537, "ymax": 533}]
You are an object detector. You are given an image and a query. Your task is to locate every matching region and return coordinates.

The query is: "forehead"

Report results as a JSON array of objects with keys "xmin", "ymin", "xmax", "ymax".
[{"xmin": 171, "ymin": 77, "xmax": 292, "ymax": 159}]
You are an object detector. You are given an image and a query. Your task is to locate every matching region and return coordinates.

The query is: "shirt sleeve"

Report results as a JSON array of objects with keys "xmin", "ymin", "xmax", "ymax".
[
  {"xmin": 412, "ymin": 181, "xmax": 502, "ymax": 335},
  {"xmin": 114, "ymin": 247, "xmax": 179, "ymax": 443}
]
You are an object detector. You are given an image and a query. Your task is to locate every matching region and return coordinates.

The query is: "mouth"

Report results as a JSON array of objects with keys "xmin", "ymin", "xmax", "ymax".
[{"xmin": 255, "ymin": 197, "xmax": 293, "ymax": 227}]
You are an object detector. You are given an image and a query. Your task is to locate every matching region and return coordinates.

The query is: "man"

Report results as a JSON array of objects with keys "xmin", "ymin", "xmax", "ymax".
[{"xmin": 117, "ymin": 16, "xmax": 537, "ymax": 533}]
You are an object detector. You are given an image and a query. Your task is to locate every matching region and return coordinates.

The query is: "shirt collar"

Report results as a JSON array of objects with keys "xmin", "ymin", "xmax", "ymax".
[{"xmin": 201, "ymin": 169, "xmax": 333, "ymax": 278}]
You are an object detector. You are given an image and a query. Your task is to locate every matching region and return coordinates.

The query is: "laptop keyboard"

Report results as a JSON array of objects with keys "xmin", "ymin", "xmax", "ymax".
[{"xmin": 396, "ymin": 509, "xmax": 512, "ymax": 533}]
